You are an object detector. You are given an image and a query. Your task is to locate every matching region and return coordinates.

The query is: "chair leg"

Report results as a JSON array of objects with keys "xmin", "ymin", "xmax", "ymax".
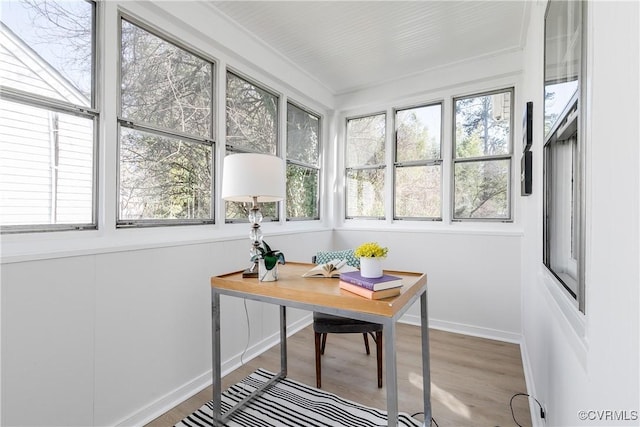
[
  {"xmin": 362, "ymin": 333, "xmax": 371, "ymax": 355},
  {"xmin": 376, "ymin": 330, "xmax": 383, "ymax": 388},
  {"xmin": 314, "ymin": 332, "xmax": 322, "ymax": 388},
  {"xmin": 320, "ymin": 333, "xmax": 327, "ymax": 355}
]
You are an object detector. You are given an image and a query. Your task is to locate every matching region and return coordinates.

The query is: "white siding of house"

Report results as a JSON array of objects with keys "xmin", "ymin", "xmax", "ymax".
[
  {"xmin": 0, "ymin": 99, "xmax": 53, "ymax": 224},
  {"xmin": 0, "ymin": 27, "xmax": 93, "ymax": 226},
  {"xmin": 55, "ymin": 113, "xmax": 94, "ymax": 224},
  {"xmin": 0, "ymin": 99, "xmax": 93, "ymax": 225}
]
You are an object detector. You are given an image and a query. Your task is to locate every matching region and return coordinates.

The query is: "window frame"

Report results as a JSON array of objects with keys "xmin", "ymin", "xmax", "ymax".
[
  {"xmin": 542, "ymin": 0, "xmax": 587, "ymax": 313},
  {"xmin": 344, "ymin": 112, "xmax": 387, "ymax": 220},
  {"xmin": 224, "ymin": 69, "xmax": 281, "ymax": 224},
  {"xmin": 451, "ymin": 87, "xmax": 514, "ymax": 222},
  {"xmin": 0, "ymin": 0, "xmax": 99, "ymax": 234},
  {"xmin": 116, "ymin": 13, "xmax": 216, "ymax": 228},
  {"xmin": 285, "ymin": 100, "xmax": 321, "ymax": 221},
  {"xmin": 392, "ymin": 101, "xmax": 444, "ymax": 221}
]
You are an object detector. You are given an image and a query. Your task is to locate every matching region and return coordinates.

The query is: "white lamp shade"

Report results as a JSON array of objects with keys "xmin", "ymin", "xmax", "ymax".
[{"xmin": 221, "ymin": 153, "xmax": 286, "ymax": 202}]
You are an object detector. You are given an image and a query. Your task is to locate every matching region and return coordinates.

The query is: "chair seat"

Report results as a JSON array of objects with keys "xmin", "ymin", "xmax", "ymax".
[{"xmin": 313, "ymin": 312, "xmax": 382, "ymax": 334}]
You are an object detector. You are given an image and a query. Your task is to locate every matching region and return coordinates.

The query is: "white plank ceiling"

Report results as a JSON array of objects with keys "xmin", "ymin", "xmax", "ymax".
[{"xmin": 209, "ymin": 1, "xmax": 530, "ymax": 95}]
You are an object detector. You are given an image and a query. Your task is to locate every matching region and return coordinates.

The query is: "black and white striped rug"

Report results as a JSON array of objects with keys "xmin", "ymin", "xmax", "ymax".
[{"xmin": 176, "ymin": 369, "xmax": 422, "ymax": 427}]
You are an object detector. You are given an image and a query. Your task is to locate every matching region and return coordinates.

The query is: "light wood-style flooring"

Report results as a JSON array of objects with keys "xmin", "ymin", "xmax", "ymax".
[{"xmin": 146, "ymin": 323, "xmax": 531, "ymax": 427}]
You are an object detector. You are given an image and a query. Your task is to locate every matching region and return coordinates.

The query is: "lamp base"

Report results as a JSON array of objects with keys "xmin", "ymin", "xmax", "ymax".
[
  {"xmin": 242, "ymin": 262, "xmax": 259, "ymax": 278},
  {"xmin": 242, "ymin": 268, "xmax": 258, "ymax": 278}
]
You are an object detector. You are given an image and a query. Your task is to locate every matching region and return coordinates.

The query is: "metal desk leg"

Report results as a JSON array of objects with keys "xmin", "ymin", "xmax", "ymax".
[
  {"xmin": 211, "ymin": 291, "xmax": 223, "ymax": 426},
  {"xmin": 421, "ymin": 291, "xmax": 432, "ymax": 426},
  {"xmin": 384, "ymin": 320, "xmax": 398, "ymax": 427},
  {"xmin": 280, "ymin": 305, "xmax": 287, "ymax": 376}
]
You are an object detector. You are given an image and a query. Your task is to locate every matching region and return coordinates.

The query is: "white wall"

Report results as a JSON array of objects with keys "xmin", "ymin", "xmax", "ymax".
[
  {"xmin": 0, "ymin": 231, "xmax": 330, "ymax": 426},
  {"xmin": 334, "ymin": 229, "xmax": 522, "ymax": 342},
  {"xmin": 520, "ymin": 2, "xmax": 640, "ymax": 426}
]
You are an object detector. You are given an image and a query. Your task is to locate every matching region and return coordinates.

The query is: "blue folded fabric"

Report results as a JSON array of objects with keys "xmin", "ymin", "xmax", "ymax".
[{"xmin": 315, "ymin": 249, "xmax": 360, "ymax": 268}]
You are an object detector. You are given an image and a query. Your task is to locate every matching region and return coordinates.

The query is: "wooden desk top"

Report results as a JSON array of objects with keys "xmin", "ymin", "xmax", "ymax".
[{"xmin": 211, "ymin": 262, "xmax": 427, "ymax": 318}]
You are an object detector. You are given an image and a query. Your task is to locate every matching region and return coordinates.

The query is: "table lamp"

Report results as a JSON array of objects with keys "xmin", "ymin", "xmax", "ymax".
[{"xmin": 221, "ymin": 153, "xmax": 286, "ymax": 277}]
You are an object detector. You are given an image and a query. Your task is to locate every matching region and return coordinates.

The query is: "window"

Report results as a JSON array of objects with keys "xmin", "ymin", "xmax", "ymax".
[
  {"xmin": 118, "ymin": 18, "xmax": 214, "ymax": 226},
  {"xmin": 453, "ymin": 89, "xmax": 513, "ymax": 220},
  {"xmin": 543, "ymin": 0, "xmax": 586, "ymax": 312},
  {"xmin": 0, "ymin": 0, "xmax": 97, "ymax": 232},
  {"xmin": 286, "ymin": 102, "xmax": 320, "ymax": 220},
  {"xmin": 394, "ymin": 103, "xmax": 442, "ymax": 220},
  {"xmin": 345, "ymin": 114, "xmax": 386, "ymax": 219},
  {"xmin": 225, "ymin": 71, "xmax": 279, "ymax": 222}
]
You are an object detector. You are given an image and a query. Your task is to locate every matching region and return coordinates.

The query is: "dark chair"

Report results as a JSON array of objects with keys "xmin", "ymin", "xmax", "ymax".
[{"xmin": 312, "ymin": 250, "xmax": 383, "ymax": 389}]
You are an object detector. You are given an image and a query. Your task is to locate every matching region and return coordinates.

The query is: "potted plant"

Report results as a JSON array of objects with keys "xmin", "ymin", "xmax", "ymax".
[
  {"xmin": 354, "ymin": 242, "xmax": 388, "ymax": 278},
  {"xmin": 251, "ymin": 241, "xmax": 285, "ymax": 281}
]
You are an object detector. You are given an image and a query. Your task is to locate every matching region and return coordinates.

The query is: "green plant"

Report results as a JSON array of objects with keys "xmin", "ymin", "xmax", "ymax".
[
  {"xmin": 354, "ymin": 242, "xmax": 388, "ymax": 258},
  {"xmin": 251, "ymin": 240, "xmax": 285, "ymax": 270}
]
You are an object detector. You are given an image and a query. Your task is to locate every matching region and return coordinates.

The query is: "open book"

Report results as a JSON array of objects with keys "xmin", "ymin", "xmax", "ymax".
[{"xmin": 302, "ymin": 259, "xmax": 358, "ymax": 278}]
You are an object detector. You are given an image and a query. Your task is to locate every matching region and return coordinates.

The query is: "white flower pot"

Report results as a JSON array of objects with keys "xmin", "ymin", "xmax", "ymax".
[
  {"xmin": 359, "ymin": 257, "xmax": 383, "ymax": 278},
  {"xmin": 258, "ymin": 259, "xmax": 278, "ymax": 282}
]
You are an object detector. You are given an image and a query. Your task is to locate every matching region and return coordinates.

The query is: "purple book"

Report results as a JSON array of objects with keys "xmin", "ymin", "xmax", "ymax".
[{"xmin": 339, "ymin": 270, "xmax": 403, "ymax": 291}]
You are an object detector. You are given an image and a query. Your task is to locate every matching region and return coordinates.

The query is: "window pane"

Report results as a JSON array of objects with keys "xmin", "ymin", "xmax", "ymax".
[
  {"xmin": 121, "ymin": 20, "xmax": 212, "ymax": 138},
  {"xmin": 544, "ymin": 81, "xmax": 578, "ymax": 135},
  {"xmin": 0, "ymin": 99, "xmax": 94, "ymax": 226},
  {"xmin": 455, "ymin": 91, "xmax": 511, "ymax": 158},
  {"xmin": 346, "ymin": 168, "xmax": 384, "ymax": 218},
  {"xmin": 286, "ymin": 164, "xmax": 318, "ymax": 219},
  {"xmin": 0, "ymin": 0, "xmax": 93, "ymax": 106},
  {"xmin": 119, "ymin": 127, "xmax": 211, "ymax": 220},
  {"xmin": 546, "ymin": 135, "xmax": 579, "ymax": 294},
  {"xmin": 226, "ymin": 72, "xmax": 278, "ymax": 154},
  {"xmin": 287, "ymin": 103, "xmax": 319, "ymax": 165},
  {"xmin": 346, "ymin": 114, "xmax": 385, "ymax": 167},
  {"xmin": 544, "ymin": 0, "xmax": 581, "ymax": 136},
  {"xmin": 396, "ymin": 104, "xmax": 441, "ymax": 162},
  {"xmin": 395, "ymin": 165, "xmax": 441, "ymax": 218},
  {"xmin": 454, "ymin": 159, "xmax": 509, "ymax": 219}
]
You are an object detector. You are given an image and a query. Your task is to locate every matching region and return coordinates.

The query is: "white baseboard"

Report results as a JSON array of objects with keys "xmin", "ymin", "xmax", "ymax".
[
  {"xmin": 114, "ymin": 370, "xmax": 212, "ymax": 427},
  {"xmin": 519, "ymin": 336, "xmax": 546, "ymax": 427},
  {"xmin": 117, "ymin": 314, "xmax": 313, "ymax": 427},
  {"xmin": 400, "ymin": 313, "xmax": 521, "ymax": 344}
]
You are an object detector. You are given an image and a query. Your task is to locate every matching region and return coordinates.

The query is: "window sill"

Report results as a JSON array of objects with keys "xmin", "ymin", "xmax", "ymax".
[
  {"xmin": 336, "ymin": 219, "xmax": 524, "ymax": 237},
  {"xmin": 0, "ymin": 221, "xmax": 330, "ymax": 264},
  {"xmin": 539, "ymin": 268, "xmax": 588, "ymax": 371}
]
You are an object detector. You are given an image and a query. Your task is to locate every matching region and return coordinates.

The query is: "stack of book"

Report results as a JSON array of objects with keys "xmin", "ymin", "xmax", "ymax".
[{"xmin": 338, "ymin": 270, "xmax": 403, "ymax": 300}]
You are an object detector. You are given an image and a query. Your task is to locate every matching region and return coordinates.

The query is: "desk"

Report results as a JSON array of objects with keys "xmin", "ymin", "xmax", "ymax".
[{"xmin": 211, "ymin": 262, "xmax": 430, "ymax": 427}]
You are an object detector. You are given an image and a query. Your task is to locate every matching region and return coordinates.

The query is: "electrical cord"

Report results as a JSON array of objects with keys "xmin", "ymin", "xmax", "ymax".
[
  {"xmin": 240, "ymin": 298, "xmax": 251, "ymax": 366},
  {"xmin": 410, "ymin": 412, "xmax": 439, "ymax": 427},
  {"xmin": 231, "ymin": 299, "xmax": 251, "ymax": 397},
  {"xmin": 510, "ymin": 393, "xmax": 545, "ymax": 426}
]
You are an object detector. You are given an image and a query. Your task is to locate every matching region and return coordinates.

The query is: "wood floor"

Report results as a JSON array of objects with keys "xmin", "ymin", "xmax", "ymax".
[{"xmin": 146, "ymin": 323, "xmax": 531, "ymax": 427}]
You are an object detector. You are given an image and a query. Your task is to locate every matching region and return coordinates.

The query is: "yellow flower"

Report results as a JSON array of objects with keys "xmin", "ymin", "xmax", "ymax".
[{"xmin": 354, "ymin": 242, "xmax": 388, "ymax": 258}]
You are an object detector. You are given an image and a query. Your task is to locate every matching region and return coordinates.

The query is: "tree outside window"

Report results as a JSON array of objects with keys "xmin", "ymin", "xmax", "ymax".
[
  {"xmin": 345, "ymin": 114, "xmax": 385, "ymax": 218},
  {"xmin": 225, "ymin": 71, "xmax": 279, "ymax": 222},
  {"xmin": 394, "ymin": 103, "xmax": 442, "ymax": 219},
  {"xmin": 453, "ymin": 89, "xmax": 513, "ymax": 220},
  {"xmin": 286, "ymin": 102, "xmax": 320, "ymax": 220},
  {"xmin": 118, "ymin": 18, "xmax": 214, "ymax": 225}
]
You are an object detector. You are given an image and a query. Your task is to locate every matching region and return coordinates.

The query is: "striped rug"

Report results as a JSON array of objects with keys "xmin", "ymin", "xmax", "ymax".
[{"xmin": 176, "ymin": 369, "xmax": 422, "ymax": 427}]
